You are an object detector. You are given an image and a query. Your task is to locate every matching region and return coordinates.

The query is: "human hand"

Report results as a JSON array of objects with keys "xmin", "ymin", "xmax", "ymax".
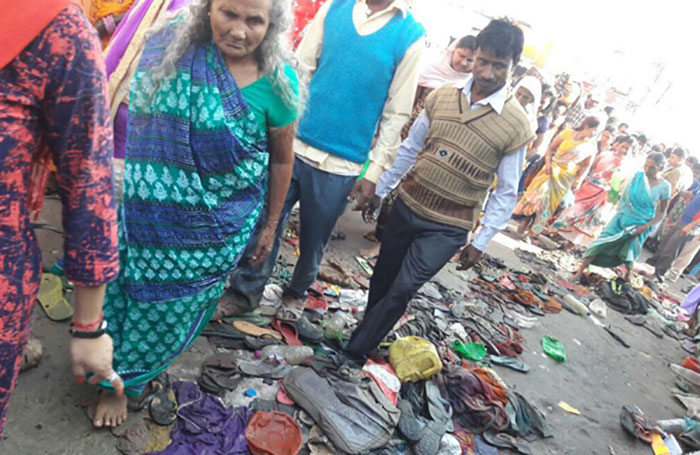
[
  {"xmin": 70, "ymin": 335, "xmax": 124, "ymax": 396},
  {"xmin": 361, "ymin": 195, "xmax": 382, "ymax": 223},
  {"xmin": 250, "ymin": 225, "xmax": 276, "ymax": 266},
  {"xmin": 457, "ymin": 244, "xmax": 483, "ymax": 271},
  {"xmin": 351, "ymin": 178, "xmax": 378, "ymax": 213},
  {"xmin": 682, "ymin": 225, "xmax": 693, "ymax": 235}
]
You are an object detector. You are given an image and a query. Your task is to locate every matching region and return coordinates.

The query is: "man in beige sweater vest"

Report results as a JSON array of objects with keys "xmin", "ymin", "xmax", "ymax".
[{"xmin": 347, "ymin": 19, "xmax": 535, "ymax": 359}]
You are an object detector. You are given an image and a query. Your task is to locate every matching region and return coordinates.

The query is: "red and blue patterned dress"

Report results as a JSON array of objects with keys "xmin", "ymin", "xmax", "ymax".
[{"xmin": 0, "ymin": 5, "xmax": 119, "ymax": 435}]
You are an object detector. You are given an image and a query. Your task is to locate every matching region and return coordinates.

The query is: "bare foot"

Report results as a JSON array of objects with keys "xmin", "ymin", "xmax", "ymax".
[
  {"xmin": 359, "ymin": 243, "xmax": 381, "ymax": 259},
  {"xmin": 94, "ymin": 392, "xmax": 128, "ymax": 428}
]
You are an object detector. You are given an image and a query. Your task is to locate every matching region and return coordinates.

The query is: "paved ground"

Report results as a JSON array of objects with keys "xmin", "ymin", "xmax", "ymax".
[{"xmin": 4, "ymin": 201, "xmax": 696, "ymax": 454}]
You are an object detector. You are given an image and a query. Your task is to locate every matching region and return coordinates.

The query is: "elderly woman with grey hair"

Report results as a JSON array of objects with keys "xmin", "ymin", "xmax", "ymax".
[{"xmin": 92, "ymin": 0, "xmax": 300, "ymax": 428}]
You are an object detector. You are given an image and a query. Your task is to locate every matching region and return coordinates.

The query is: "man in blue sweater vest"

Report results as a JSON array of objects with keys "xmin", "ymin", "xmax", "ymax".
[{"xmin": 216, "ymin": 0, "xmax": 425, "ymax": 330}]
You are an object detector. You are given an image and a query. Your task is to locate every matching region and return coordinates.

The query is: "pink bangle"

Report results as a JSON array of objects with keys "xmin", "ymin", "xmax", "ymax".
[{"xmin": 103, "ymin": 15, "xmax": 116, "ymax": 34}]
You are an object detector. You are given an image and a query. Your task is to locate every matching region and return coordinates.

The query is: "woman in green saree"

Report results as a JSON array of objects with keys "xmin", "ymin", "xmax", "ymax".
[
  {"xmin": 93, "ymin": 0, "xmax": 300, "ymax": 427},
  {"xmin": 573, "ymin": 153, "xmax": 671, "ymax": 282}
]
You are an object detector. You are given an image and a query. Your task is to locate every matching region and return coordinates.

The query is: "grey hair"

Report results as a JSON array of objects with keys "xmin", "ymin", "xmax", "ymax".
[{"xmin": 149, "ymin": 0, "xmax": 304, "ymax": 111}]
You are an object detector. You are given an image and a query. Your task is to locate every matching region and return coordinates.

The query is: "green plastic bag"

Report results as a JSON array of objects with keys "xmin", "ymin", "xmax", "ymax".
[
  {"xmin": 452, "ymin": 340, "xmax": 487, "ymax": 361},
  {"xmin": 542, "ymin": 335, "xmax": 567, "ymax": 362}
]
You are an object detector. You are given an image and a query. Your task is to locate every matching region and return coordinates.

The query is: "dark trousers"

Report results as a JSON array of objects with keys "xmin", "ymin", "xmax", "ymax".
[
  {"xmin": 226, "ymin": 157, "xmax": 357, "ymax": 311},
  {"xmin": 650, "ymin": 224, "xmax": 692, "ymax": 276},
  {"xmin": 346, "ymin": 197, "xmax": 468, "ymax": 357}
]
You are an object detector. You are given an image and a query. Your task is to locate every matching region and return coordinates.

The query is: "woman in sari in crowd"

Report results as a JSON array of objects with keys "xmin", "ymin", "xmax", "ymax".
[
  {"xmin": 93, "ymin": 0, "xmax": 300, "ymax": 427},
  {"xmin": 550, "ymin": 135, "xmax": 634, "ymax": 248},
  {"xmin": 573, "ymin": 153, "xmax": 671, "ymax": 282},
  {"xmin": 597, "ymin": 125, "xmax": 615, "ymax": 153},
  {"xmin": 360, "ymin": 35, "xmax": 477, "ymax": 258},
  {"xmin": 517, "ymin": 98, "xmax": 563, "ymax": 198},
  {"xmin": 73, "ymin": 0, "xmax": 137, "ymax": 46},
  {"xmin": 514, "ymin": 115, "xmax": 601, "ymax": 238},
  {"xmin": 513, "ymin": 76, "xmax": 542, "ymax": 134}
]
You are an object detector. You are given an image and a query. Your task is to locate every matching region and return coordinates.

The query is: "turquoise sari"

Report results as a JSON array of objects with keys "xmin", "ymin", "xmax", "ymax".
[
  {"xmin": 101, "ymin": 27, "xmax": 268, "ymax": 395},
  {"xmin": 584, "ymin": 171, "xmax": 670, "ymax": 268}
]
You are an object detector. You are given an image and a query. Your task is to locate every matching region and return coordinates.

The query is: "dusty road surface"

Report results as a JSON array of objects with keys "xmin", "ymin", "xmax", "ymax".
[{"xmin": 4, "ymin": 202, "xmax": 694, "ymax": 454}]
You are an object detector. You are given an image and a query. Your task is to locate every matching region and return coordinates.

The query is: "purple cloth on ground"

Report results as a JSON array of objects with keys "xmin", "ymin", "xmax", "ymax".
[
  {"xmin": 682, "ymin": 283, "xmax": 700, "ymax": 316},
  {"xmin": 104, "ymin": 0, "xmax": 190, "ymax": 158},
  {"xmin": 150, "ymin": 381, "xmax": 251, "ymax": 455}
]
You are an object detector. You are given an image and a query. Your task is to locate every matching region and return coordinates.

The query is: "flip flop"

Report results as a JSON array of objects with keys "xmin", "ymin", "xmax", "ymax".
[
  {"xmin": 233, "ymin": 321, "xmax": 283, "ymax": 341},
  {"xmin": 201, "ymin": 322, "xmax": 247, "ymax": 339},
  {"xmin": 541, "ymin": 335, "xmax": 566, "ymax": 362},
  {"xmin": 483, "ymin": 431, "xmax": 532, "ymax": 454},
  {"xmin": 353, "ymin": 274, "xmax": 370, "ymax": 290},
  {"xmin": 244, "ymin": 336, "xmax": 282, "ymax": 351},
  {"xmin": 490, "ymin": 355, "xmax": 531, "ymax": 373},
  {"xmin": 397, "ymin": 399, "xmax": 426, "ymax": 443},
  {"xmin": 20, "ymin": 337, "xmax": 42, "ymax": 372},
  {"xmin": 604, "ymin": 326, "xmax": 631, "ymax": 348},
  {"xmin": 207, "ymin": 336, "xmax": 247, "ymax": 350},
  {"xmin": 149, "ymin": 375, "xmax": 178, "ymax": 426},
  {"xmin": 305, "ymin": 295, "xmax": 328, "ymax": 312},
  {"xmin": 199, "ymin": 353, "xmax": 243, "ymax": 395},
  {"xmin": 238, "ymin": 359, "xmax": 292, "ymax": 379},
  {"xmin": 275, "ymin": 296, "xmax": 305, "ymax": 322},
  {"xmin": 271, "ymin": 319, "xmax": 303, "ymax": 346},
  {"xmin": 276, "ymin": 386, "xmax": 295, "ymax": 406},
  {"xmin": 294, "ymin": 316, "xmax": 324, "ymax": 344},
  {"xmin": 619, "ymin": 406, "xmax": 653, "ymax": 444},
  {"xmin": 452, "ymin": 340, "xmax": 487, "ymax": 361},
  {"xmin": 127, "ymin": 382, "xmax": 159, "ymax": 412},
  {"xmin": 355, "ymin": 256, "xmax": 374, "ymax": 276},
  {"xmin": 222, "ymin": 314, "xmax": 271, "ymax": 327},
  {"xmin": 115, "ymin": 418, "xmax": 149, "ymax": 455},
  {"xmin": 682, "ymin": 340, "xmax": 697, "ymax": 355},
  {"xmin": 37, "ymin": 273, "xmax": 73, "ymax": 321}
]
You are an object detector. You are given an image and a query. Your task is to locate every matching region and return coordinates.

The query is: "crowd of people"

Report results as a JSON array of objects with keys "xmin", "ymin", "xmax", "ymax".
[{"xmin": 0, "ymin": 0, "xmax": 696, "ymax": 444}]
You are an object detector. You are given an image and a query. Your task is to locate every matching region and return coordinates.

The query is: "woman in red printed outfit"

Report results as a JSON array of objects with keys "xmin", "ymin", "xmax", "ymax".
[{"xmin": 0, "ymin": 0, "xmax": 122, "ymax": 436}]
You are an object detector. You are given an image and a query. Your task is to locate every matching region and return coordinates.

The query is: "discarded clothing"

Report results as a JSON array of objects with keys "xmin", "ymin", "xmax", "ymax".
[
  {"xmin": 597, "ymin": 279, "xmax": 649, "ymax": 315},
  {"xmin": 152, "ymin": 381, "xmax": 251, "ymax": 455},
  {"xmin": 283, "ymin": 367, "xmax": 400, "ymax": 454},
  {"xmin": 436, "ymin": 366, "xmax": 509, "ymax": 433}
]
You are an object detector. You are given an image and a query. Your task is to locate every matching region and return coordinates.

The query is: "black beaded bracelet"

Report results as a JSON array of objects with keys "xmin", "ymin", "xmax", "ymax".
[{"xmin": 69, "ymin": 320, "xmax": 108, "ymax": 339}]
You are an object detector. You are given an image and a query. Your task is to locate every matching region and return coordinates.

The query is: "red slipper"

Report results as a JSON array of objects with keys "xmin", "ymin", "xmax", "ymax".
[
  {"xmin": 305, "ymin": 295, "xmax": 327, "ymax": 312},
  {"xmin": 353, "ymin": 274, "xmax": 370, "ymax": 290},
  {"xmin": 271, "ymin": 319, "xmax": 303, "ymax": 347},
  {"xmin": 276, "ymin": 385, "xmax": 295, "ymax": 406}
]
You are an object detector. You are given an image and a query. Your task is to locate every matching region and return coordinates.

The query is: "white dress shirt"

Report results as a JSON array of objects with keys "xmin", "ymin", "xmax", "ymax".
[{"xmin": 375, "ymin": 77, "xmax": 527, "ymax": 251}]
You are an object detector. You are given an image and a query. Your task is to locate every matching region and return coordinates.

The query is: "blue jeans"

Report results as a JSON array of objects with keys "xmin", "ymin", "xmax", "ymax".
[{"xmin": 226, "ymin": 157, "xmax": 357, "ymax": 311}]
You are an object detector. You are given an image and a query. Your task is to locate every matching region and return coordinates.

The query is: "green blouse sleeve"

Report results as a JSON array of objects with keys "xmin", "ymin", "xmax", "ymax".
[{"xmin": 268, "ymin": 63, "xmax": 300, "ymax": 129}]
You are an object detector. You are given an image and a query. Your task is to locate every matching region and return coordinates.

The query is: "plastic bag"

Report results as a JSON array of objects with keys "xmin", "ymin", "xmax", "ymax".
[{"xmin": 389, "ymin": 336, "xmax": 442, "ymax": 382}]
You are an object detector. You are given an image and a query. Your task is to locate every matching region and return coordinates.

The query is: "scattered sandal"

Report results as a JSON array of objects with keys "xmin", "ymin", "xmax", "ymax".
[
  {"xmin": 490, "ymin": 355, "xmax": 531, "ymax": 373},
  {"xmin": 271, "ymin": 319, "xmax": 303, "ymax": 346},
  {"xmin": 148, "ymin": 375, "xmax": 178, "ymax": 426},
  {"xmin": 233, "ymin": 321, "xmax": 283, "ymax": 341},
  {"xmin": 275, "ymin": 295, "xmax": 305, "ymax": 322},
  {"xmin": 19, "ymin": 337, "xmax": 42, "ymax": 372}
]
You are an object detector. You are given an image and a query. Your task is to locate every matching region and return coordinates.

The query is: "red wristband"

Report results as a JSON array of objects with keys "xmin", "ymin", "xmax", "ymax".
[{"xmin": 71, "ymin": 312, "xmax": 104, "ymax": 331}]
